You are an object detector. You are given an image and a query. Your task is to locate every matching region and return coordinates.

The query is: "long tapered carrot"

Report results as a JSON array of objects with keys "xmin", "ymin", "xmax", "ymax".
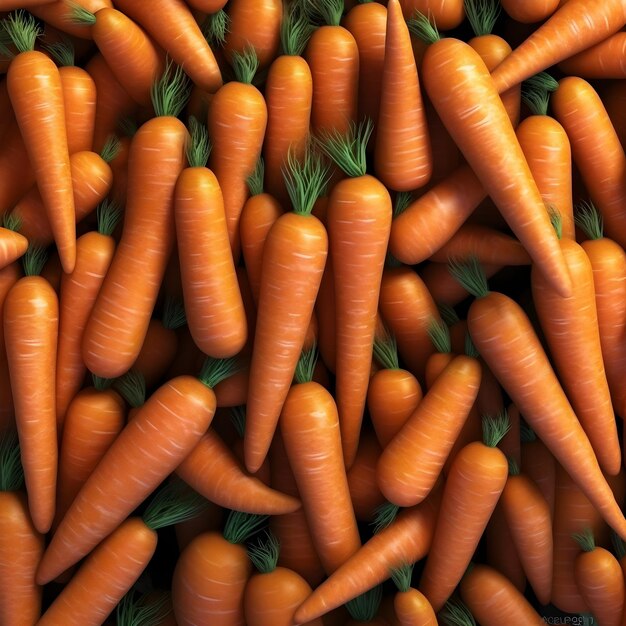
[
  {"xmin": 421, "ymin": 37, "xmax": 571, "ymax": 297},
  {"xmin": 4, "ymin": 12, "xmax": 76, "ymax": 274},
  {"xmin": 559, "ymin": 32, "xmax": 626, "ymax": 79},
  {"xmin": 449, "ymin": 257, "xmax": 626, "ymax": 540}
]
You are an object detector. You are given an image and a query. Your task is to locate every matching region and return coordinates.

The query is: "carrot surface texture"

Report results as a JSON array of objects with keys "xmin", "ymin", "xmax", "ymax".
[
  {"xmin": 317, "ymin": 119, "xmax": 392, "ymax": 468},
  {"xmin": 244, "ymin": 145, "xmax": 329, "ymax": 473},
  {"xmin": 36, "ymin": 357, "xmax": 237, "ymax": 585},
  {"xmin": 449, "ymin": 257, "xmax": 626, "ymax": 540},
  {"xmin": 391, "ymin": 563, "xmax": 437, "ymax": 626},
  {"xmin": 81, "ymin": 63, "xmax": 190, "ymax": 379},
  {"xmin": 3, "ymin": 11, "xmax": 76, "ymax": 274}
]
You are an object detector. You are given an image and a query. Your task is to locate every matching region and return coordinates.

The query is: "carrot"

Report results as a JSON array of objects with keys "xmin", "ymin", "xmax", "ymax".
[
  {"xmin": 317, "ymin": 120, "xmax": 392, "ymax": 467},
  {"xmin": 82, "ymin": 64, "xmax": 189, "ymax": 379},
  {"xmin": 0, "ymin": 262, "xmax": 20, "ymax": 435},
  {"xmin": 176, "ymin": 116, "xmax": 248, "ymax": 358},
  {"xmin": 558, "ymin": 32, "xmax": 626, "ymax": 78},
  {"xmin": 572, "ymin": 528, "xmax": 625, "ymax": 626},
  {"xmin": 500, "ymin": 0, "xmax": 559, "ymax": 23},
  {"xmin": 4, "ymin": 11, "xmax": 76, "ymax": 273},
  {"xmin": 72, "ymin": 5, "xmax": 165, "ymax": 108},
  {"xmin": 459, "ymin": 564, "xmax": 546, "ymax": 625},
  {"xmin": 0, "ymin": 431, "xmax": 44, "ymax": 626},
  {"xmin": 35, "ymin": 357, "xmax": 235, "ymax": 584},
  {"xmin": 38, "ymin": 480, "xmax": 208, "ymax": 626},
  {"xmin": 28, "ymin": 0, "xmax": 112, "ymax": 39},
  {"xmin": 490, "ymin": 0, "xmax": 626, "ymax": 94},
  {"xmin": 391, "ymin": 563, "xmax": 437, "ymax": 626},
  {"xmin": 449, "ymin": 256, "xmax": 626, "ymax": 539},
  {"xmin": 244, "ymin": 531, "xmax": 324, "ymax": 626},
  {"xmin": 208, "ymin": 47, "xmax": 267, "ymax": 260},
  {"xmin": 244, "ymin": 146, "xmax": 329, "ymax": 473},
  {"xmin": 112, "ymin": 0, "xmax": 222, "ymax": 93},
  {"xmin": 374, "ymin": 0, "xmax": 431, "ymax": 192},
  {"xmin": 377, "ymin": 354, "xmax": 481, "ymax": 508},
  {"xmin": 171, "ymin": 510, "xmax": 266, "ymax": 626},
  {"xmin": 399, "ymin": 0, "xmax": 465, "ymax": 30},
  {"xmin": 0, "ymin": 214, "xmax": 27, "ymax": 271},
  {"xmin": 603, "ymin": 80, "xmax": 626, "ymax": 149},
  {"xmin": 292, "ymin": 490, "xmax": 441, "ymax": 624},
  {"xmin": 418, "ymin": 414, "xmax": 510, "ymax": 612},
  {"xmin": 421, "ymin": 36, "xmax": 571, "ymax": 297}
]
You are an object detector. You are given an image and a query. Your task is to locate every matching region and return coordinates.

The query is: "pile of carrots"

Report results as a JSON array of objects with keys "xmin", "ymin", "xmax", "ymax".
[{"xmin": 3, "ymin": 0, "xmax": 626, "ymax": 624}]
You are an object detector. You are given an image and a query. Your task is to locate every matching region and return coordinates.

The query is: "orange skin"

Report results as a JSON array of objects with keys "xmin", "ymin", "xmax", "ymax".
[
  {"xmin": 0, "ymin": 490, "xmax": 44, "ymax": 626},
  {"xmin": 4, "ymin": 276, "xmax": 58, "ymax": 535},
  {"xmin": 55, "ymin": 228, "xmax": 116, "ymax": 429},
  {"xmin": 306, "ymin": 25, "xmax": 359, "ymax": 136},
  {"xmin": 293, "ymin": 490, "xmax": 442, "ymax": 624},
  {"xmin": 262, "ymin": 54, "xmax": 312, "ymax": 206},
  {"xmin": 389, "ymin": 164, "xmax": 487, "ymax": 265},
  {"xmin": 552, "ymin": 76, "xmax": 626, "ymax": 248},
  {"xmin": 490, "ymin": 0, "xmax": 626, "ymax": 94},
  {"xmin": 112, "ymin": 0, "xmax": 222, "ymax": 93},
  {"xmin": 37, "ymin": 518, "xmax": 157, "ymax": 626},
  {"xmin": 399, "ymin": 0, "xmax": 465, "ymax": 30},
  {"xmin": 54, "ymin": 387, "xmax": 125, "ymax": 532},
  {"xmin": 131, "ymin": 318, "xmax": 179, "ymax": 389},
  {"xmin": 0, "ymin": 229, "xmax": 27, "ymax": 270},
  {"xmin": 531, "ymin": 237, "xmax": 621, "ymax": 476},
  {"xmin": 500, "ymin": 472, "xmax": 554, "ymax": 606},
  {"xmin": 329, "ymin": 175, "xmax": 392, "ymax": 468},
  {"xmin": 378, "ymin": 355, "xmax": 481, "ymax": 507},
  {"xmin": 176, "ymin": 428, "xmax": 301, "ymax": 515},
  {"xmin": 186, "ymin": 0, "xmax": 227, "ymax": 10},
  {"xmin": 208, "ymin": 81, "xmax": 267, "ymax": 260},
  {"xmin": 379, "ymin": 266, "xmax": 441, "ymax": 383},
  {"xmin": 82, "ymin": 116, "xmax": 187, "ymax": 379},
  {"xmin": 36, "ymin": 375, "xmax": 217, "ymax": 585},
  {"xmin": 394, "ymin": 588, "xmax": 437, "ymax": 626},
  {"xmin": 422, "ymin": 38, "xmax": 571, "ymax": 297},
  {"xmin": 91, "ymin": 7, "xmax": 165, "ymax": 107},
  {"xmin": 172, "ymin": 531, "xmax": 252, "ymax": 626},
  {"xmin": 12, "ymin": 150, "xmax": 113, "ymax": 247},
  {"xmin": 0, "ymin": 263, "xmax": 20, "ymax": 434},
  {"xmin": 244, "ymin": 211, "xmax": 328, "ymax": 473},
  {"xmin": 501, "ymin": 0, "xmax": 559, "ymax": 22},
  {"xmin": 280, "ymin": 382, "xmax": 361, "ymax": 574},
  {"xmin": 223, "ymin": 0, "xmax": 282, "ymax": 70},
  {"xmin": 374, "ymin": 0, "xmax": 432, "ymax": 192},
  {"xmin": 29, "ymin": 0, "xmax": 112, "ymax": 39},
  {"xmin": 460, "ymin": 564, "xmax": 545, "ymax": 625},
  {"xmin": 8, "ymin": 50, "xmax": 76, "ymax": 273},
  {"xmin": 559, "ymin": 32, "xmax": 626, "ymax": 78},
  {"xmin": 419, "ymin": 441, "xmax": 509, "ymax": 612},
  {"xmin": 175, "ymin": 166, "xmax": 247, "ymax": 357},
  {"xmin": 244, "ymin": 566, "xmax": 324, "ymax": 626},
  {"xmin": 58, "ymin": 65, "xmax": 96, "ymax": 155}
]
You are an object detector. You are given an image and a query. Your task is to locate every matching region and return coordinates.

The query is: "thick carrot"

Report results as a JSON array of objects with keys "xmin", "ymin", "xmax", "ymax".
[{"xmin": 391, "ymin": 564, "xmax": 437, "ymax": 626}]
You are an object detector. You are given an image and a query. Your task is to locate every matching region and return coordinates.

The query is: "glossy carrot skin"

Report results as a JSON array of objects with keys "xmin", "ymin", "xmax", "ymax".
[
  {"xmin": 82, "ymin": 116, "xmax": 187, "ymax": 378},
  {"xmin": 559, "ymin": 32, "xmax": 626, "ymax": 78},
  {"xmin": 394, "ymin": 588, "xmax": 437, "ymax": 626},
  {"xmin": 0, "ymin": 263, "xmax": 20, "ymax": 434},
  {"xmin": 4, "ymin": 276, "xmax": 58, "ymax": 535},
  {"xmin": 59, "ymin": 65, "xmax": 96, "ymax": 155},
  {"xmin": 399, "ymin": 0, "xmax": 465, "ymax": 30},
  {"xmin": 0, "ymin": 490, "xmax": 44, "ymax": 626},
  {"xmin": 36, "ymin": 375, "xmax": 216, "ymax": 584}
]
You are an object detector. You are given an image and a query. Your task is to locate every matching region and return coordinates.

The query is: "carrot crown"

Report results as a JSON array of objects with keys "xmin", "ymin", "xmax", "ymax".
[
  {"xmin": 465, "ymin": 0, "xmax": 500, "ymax": 37},
  {"xmin": 2, "ymin": 212, "xmax": 21, "ymax": 234},
  {"xmin": 142, "ymin": 479, "xmax": 209, "ymax": 531},
  {"xmin": 427, "ymin": 318, "xmax": 451, "ymax": 354},
  {"xmin": 186, "ymin": 116, "xmax": 211, "ymax": 168},
  {"xmin": 371, "ymin": 501, "xmax": 400, "ymax": 534},
  {"xmin": 43, "ymin": 36, "xmax": 75, "ymax": 67},
  {"xmin": 407, "ymin": 11, "xmax": 441, "ymax": 44},
  {"xmin": 113, "ymin": 369, "xmax": 146, "ymax": 409},
  {"xmin": 96, "ymin": 199, "xmax": 123, "ymax": 237},
  {"xmin": 346, "ymin": 585, "xmax": 383, "ymax": 622},
  {"xmin": 100, "ymin": 135, "xmax": 122, "ymax": 163},
  {"xmin": 575, "ymin": 201, "xmax": 604, "ymax": 240},
  {"xmin": 281, "ymin": 1, "xmax": 315, "ymax": 57},
  {"xmin": 198, "ymin": 356, "xmax": 240, "ymax": 389},
  {"xmin": 247, "ymin": 531, "xmax": 280, "ymax": 574},
  {"xmin": 316, "ymin": 118, "xmax": 373, "ymax": 178},
  {"xmin": 230, "ymin": 405, "xmax": 246, "ymax": 438},
  {"xmin": 231, "ymin": 45, "xmax": 259, "ymax": 85},
  {"xmin": 521, "ymin": 72, "xmax": 559, "ymax": 116},
  {"xmin": 246, "ymin": 157, "xmax": 265, "ymax": 196},
  {"xmin": 305, "ymin": 0, "xmax": 344, "ymax": 27},
  {"xmin": 507, "ymin": 456, "xmax": 520, "ymax": 476},
  {"xmin": 373, "ymin": 331, "xmax": 400, "ymax": 370},
  {"xmin": 448, "ymin": 255, "xmax": 489, "ymax": 299},
  {"xmin": 162, "ymin": 296, "xmax": 186, "ymax": 331},
  {"xmin": 22, "ymin": 245, "xmax": 47, "ymax": 277},
  {"xmin": 612, "ymin": 530, "xmax": 626, "ymax": 560},
  {"xmin": 481, "ymin": 410, "xmax": 510, "ymax": 447},
  {"xmin": 439, "ymin": 599, "xmax": 477, "ymax": 626},
  {"xmin": 438, "ymin": 303, "xmax": 460, "ymax": 326},
  {"xmin": 393, "ymin": 191, "xmax": 414, "ymax": 218},
  {"xmin": 295, "ymin": 343, "xmax": 318, "ymax": 384},
  {"xmin": 71, "ymin": 3, "xmax": 97, "ymax": 26},
  {"xmin": 92, "ymin": 374, "xmax": 113, "ymax": 391},
  {"xmin": 464, "ymin": 332, "xmax": 479, "ymax": 358},
  {"xmin": 571, "ymin": 528, "xmax": 596, "ymax": 553},
  {"xmin": 520, "ymin": 421, "xmax": 536, "ymax": 443},
  {"xmin": 0, "ymin": 430, "xmax": 23, "ymax": 492},
  {"xmin": 116, "ymin": 590, "xmax": 173, "ymax": 626},
  {"xmin": 390, "ymin": 563, "xmax": 414, "ymax": 593},
  {"xmin": 202, "ymin": 9, "xmax": 230, "ymax": 48},
  {"xmin": 548, "ymin": 205, "xmax": 563, "ymax": 240},
  {"xmin": 1, "ymin": 10, "xmax": 40, "ymax": 54},
  {"xmin": 223, "ymin": 510, "xmax": 268, "ymax": 545},
  {"xmin": 283, "ymin": 144, "xmax": 330, "ymax": 215},
  {"xmin": 150, "ymin": 61, "xmax": 191, "ymax": 118}
]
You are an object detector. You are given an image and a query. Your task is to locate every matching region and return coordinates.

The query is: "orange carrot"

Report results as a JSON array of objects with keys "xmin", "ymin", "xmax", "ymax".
[
  {"xmin": 29, "ymin": 0, "xmax": 112, "ymax": 39},
  {"xmin": 399, "ymin": 0, "xmax": 465, "ymax": 30},
  {"xmin": 0, "ymin": 215, "xmax": 28, "ymax": 271},
  {"xmin": 391, "ymin": 564, "xmax": 437, "ymax": 626}
]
